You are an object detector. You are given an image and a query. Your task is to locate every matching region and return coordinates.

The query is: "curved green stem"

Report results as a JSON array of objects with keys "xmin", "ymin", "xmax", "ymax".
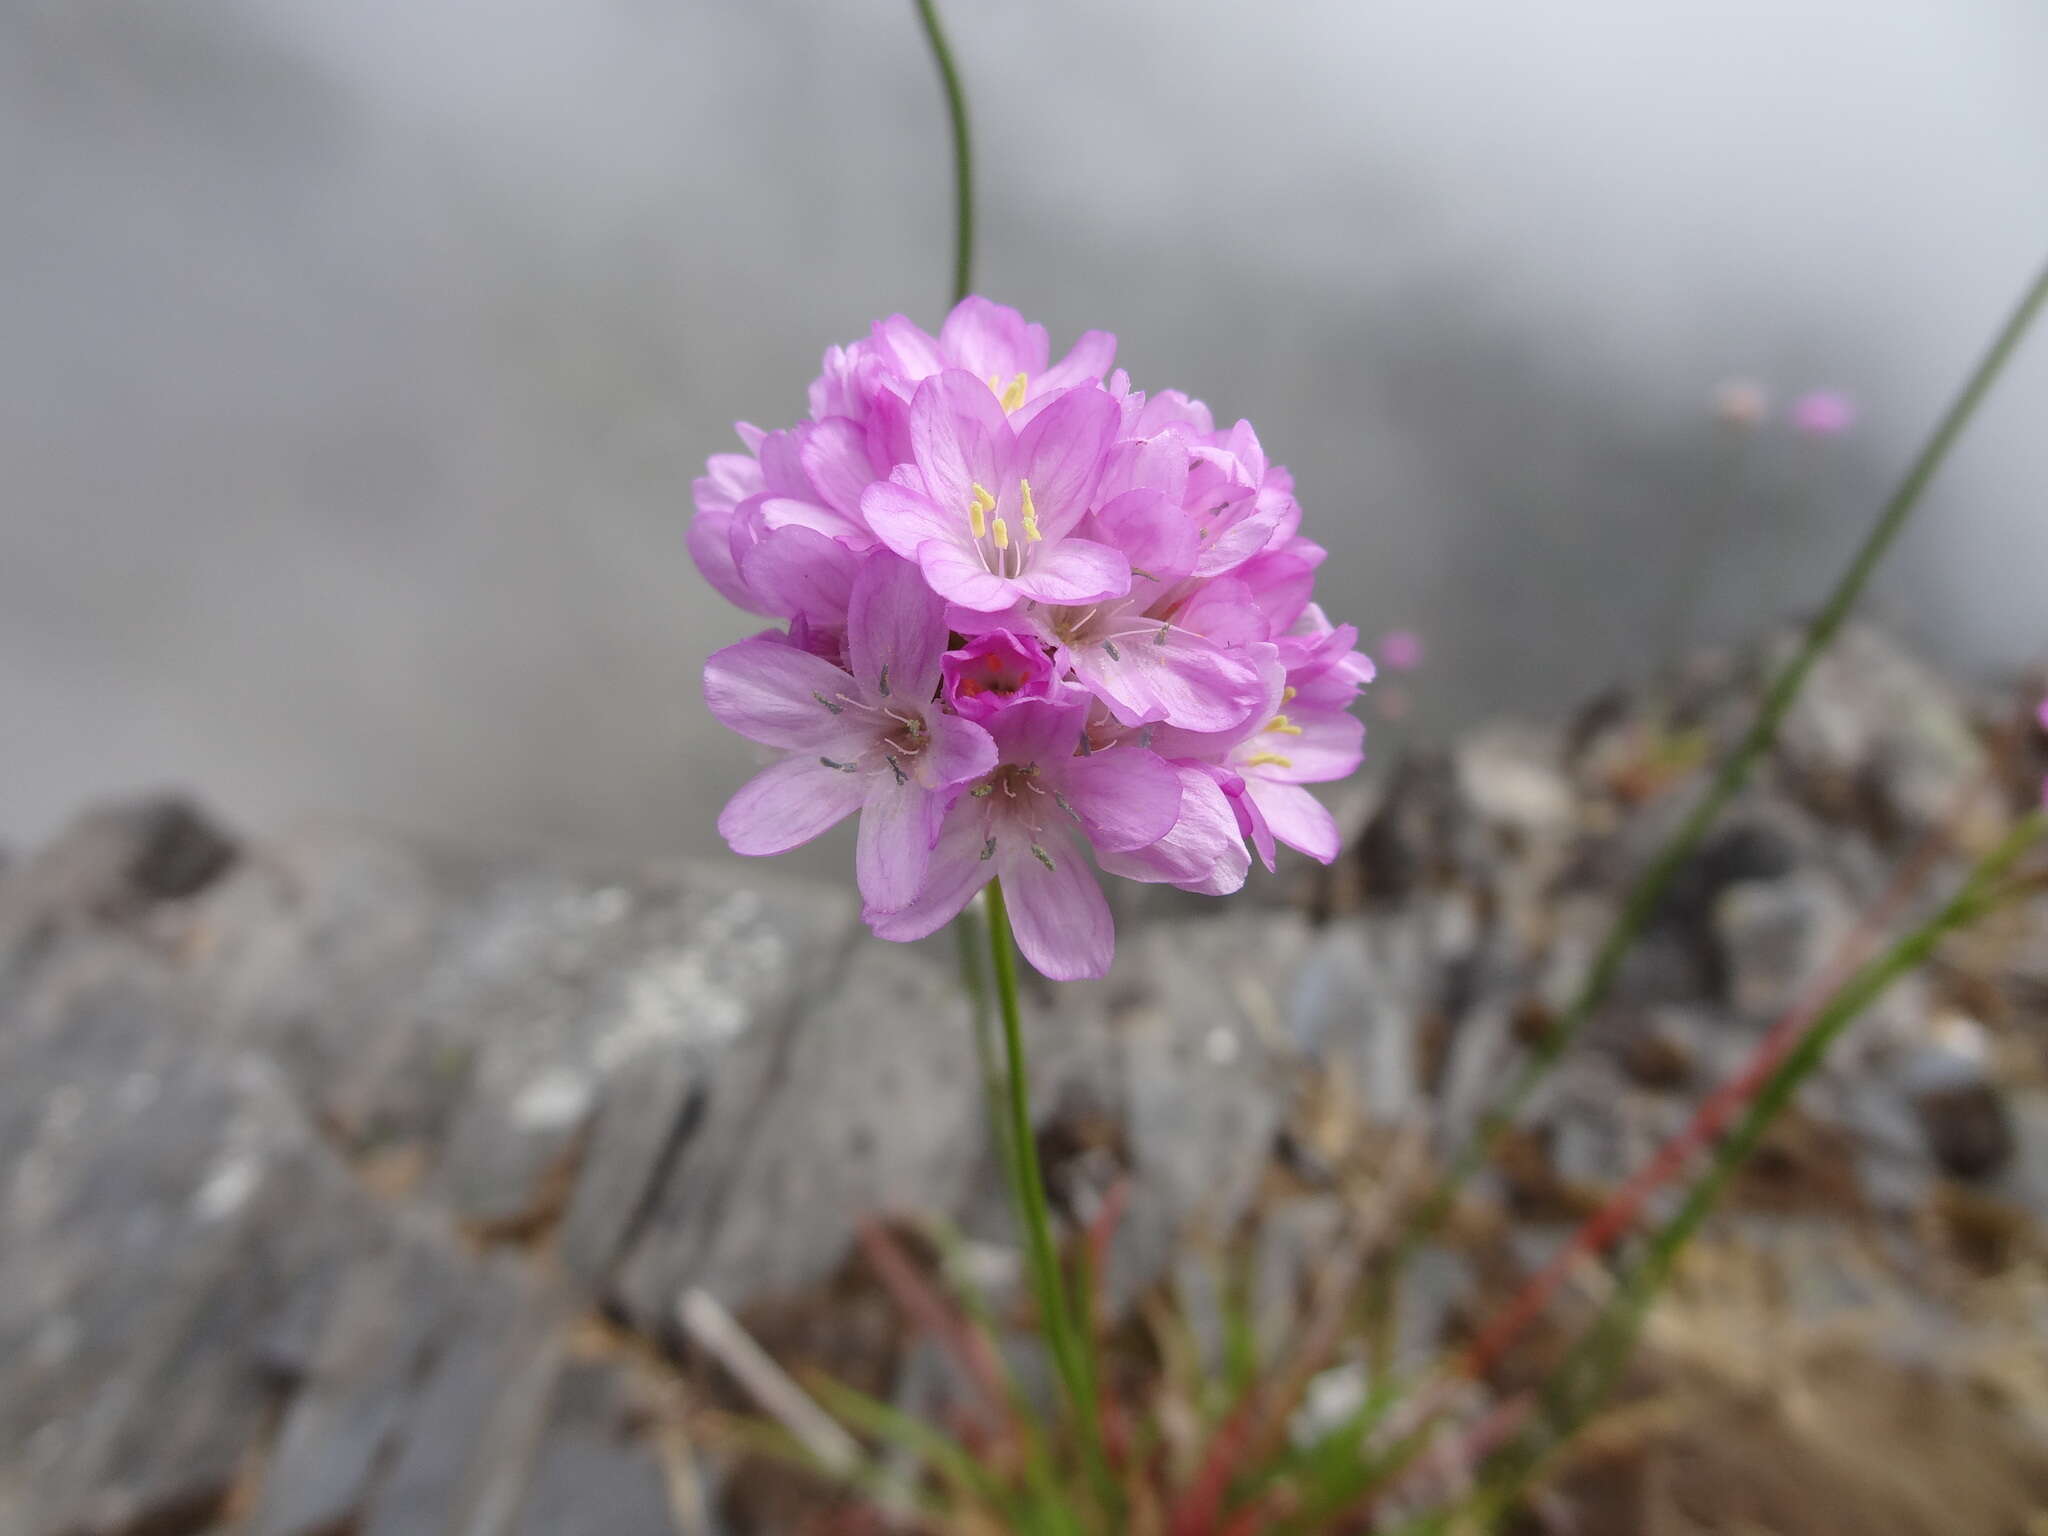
[
  {"xmin": 912, "ymin": 0, "xmax": 975, "ymax": 305},
  {"xmin": 1414, "ymin": 255, "xmax": 2048, "ymax": 1244}
]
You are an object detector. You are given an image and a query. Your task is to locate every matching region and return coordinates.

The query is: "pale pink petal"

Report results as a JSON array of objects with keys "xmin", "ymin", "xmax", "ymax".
[
  {"xmin": 866, "ymin": 809, "xmax": 995, "ymax": 941},
  {"xmin": 1036, "ymin": 329, "xmax": 1117, "ymax": 394},
  {"xmin": 1255, "ymin": 709, "xmax": 1364, "ymax": 783},
  {"xmin": 703, "ymin": 639, "xmax": 862, "ymax": 750},
  {"xmin": 917, "ymin": 538, "xmax": 1022, "ymax": 612},
  {"xmin": 1091, "ymin": 489, "xmax": 1197, "ymax": 580},
  {"xmin": 847, "ymin": 551, "xmax": 949, "ymax": 701},
  {"xmin": 1096, "ymin": 429, "xmax": 1190, "ymax": 505},
  {"xmin": 798, "ymin": 418, "xmax": 878, "ymax": 518},
  {"xmin": 857, "ymin": 775, "xmax": 945, "ymax": 913},
  {"xmin": 718, "ymin": 755, "xmax": 865, "ymax": 856},
  {"xmin": 984, "ymin": 696, "xmax": 1090, "ymax": 766},
  {"xmin": 871, "ymin": 314, "xmax": 946, "ymax": 378},
  {"xmin": 997, "ymin": 832, "xmax": 1114, "ymax": 980},
  {"xmin": 918, "ymin": 711, "xmax": 998, "ymax": 789},
  {"xmin": 910, "ymin": 370, "xmax": 1012, "ymax": 515},
  {"xmin": 939, "ymin": 297, "xmax": 1049, "ymax": 383},
  {"xmin": 737, "ymin": 527, "xmax": 858, "ymax": 627},
  {"xmin": 688, "ymin": 508, "xmax": 765, "ymax": 613},
  {"xmin": 1011, "ymin": 385, "xmax": 1118, "ymax": 536},
  {"xmin": 1244, "ymin": 779, "xmax": 1340, "ymax": 863},
  {"xmin": 1008, "ymin": 538, "xmax": 1130, "ymax": 606},
  {"xmin": 1052, "ymin": 748, "xmax": 1179, "ymax": 852},
  {"xmin": 862, "ymin": 480, "xmax": 961, "ymax": 566},
  {"xmin": 1064, "ymin": 626, "xmax": 1263, "ymax": 732},
  {"xmin": 1096, "ymin": 765, "xmax": 1248, "ymax": 894}
]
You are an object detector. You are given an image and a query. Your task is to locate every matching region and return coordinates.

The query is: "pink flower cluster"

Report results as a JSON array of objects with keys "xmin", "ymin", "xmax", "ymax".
[{"xmin": 693, "ymin": 299, "xmax": 1371, "ymax": 978}]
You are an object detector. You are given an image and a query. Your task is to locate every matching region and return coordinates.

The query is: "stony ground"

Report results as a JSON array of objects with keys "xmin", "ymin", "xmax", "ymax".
[{"xmin": 3, "ymin": 625, "xmax": 2047, "ymax": 1536}]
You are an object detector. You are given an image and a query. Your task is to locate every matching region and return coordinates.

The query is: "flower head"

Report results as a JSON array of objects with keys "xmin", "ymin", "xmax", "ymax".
[
  {"xmin": 691, "ymin": 297, "xmax": 1373, "ymax": 977},
  {"xmin": 1791, "ymin": 390, "xmax": 1856, "ymax": 438}
]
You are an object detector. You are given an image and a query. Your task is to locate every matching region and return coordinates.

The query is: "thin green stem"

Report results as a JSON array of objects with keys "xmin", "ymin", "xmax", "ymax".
[
  {"xmin": 1464, "ymin": 811, "xmax": 2046, "ymax": 1527},
  {"xmin": 912, "ymin": 0, "xmax": 975, "ymax": 305},
  {"xmin": 985, "ymin": 879, "xmax": 1117, "ymax": 1519},
  {"xmin": 1413, "ymin": 255, "xmax": 2048, "ymax": 1246}
]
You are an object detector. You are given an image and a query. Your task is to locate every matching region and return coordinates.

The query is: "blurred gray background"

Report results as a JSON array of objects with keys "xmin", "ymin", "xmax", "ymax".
[{"xmin": 4, "ymin": 0, "xmax": 2045, "ymax": 865}]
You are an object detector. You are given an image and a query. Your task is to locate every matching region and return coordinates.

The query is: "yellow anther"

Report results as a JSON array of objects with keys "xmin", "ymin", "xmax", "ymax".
[
  {"xmin": 992, "ymin": 517, "xmax": 1011, "ymax": 550},
  {"xmin": 1019, "ymin": 478, "xmax": 1042, "ymax": 541},
  {"xmin": 970, "ymin": 482, "xmax": 997, "ymax": 511},
  {"xmin": 997, "ymin": 372, "xmax": 1029, "ymax": 412},
  {"xmin": 1282, "ymin": 686, "xmax": 1298, "ymax": 702},
  {"xmin": 1245, "ymin": 751, "xmax": 1293, "ymax": 769},
  {"xmin": 1265, "ymin": 714, "xmax": 1304, "ymax": 736},
  {"xmin": 968, "ymin": 501, "xmax": 987, "ymax": 539}
]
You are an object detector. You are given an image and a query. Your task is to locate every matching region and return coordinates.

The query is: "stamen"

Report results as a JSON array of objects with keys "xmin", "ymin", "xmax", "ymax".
[
  {"xmin": 1053, "ymin": 791, "xmax": 1081, "ymax": 823},
  {"xmin": 971, "ymin": 483, "xmax": 998, "ymax": 512},
  {"xmin": 969, "ymin": 500, "xmax": 986, "ymax": 539},
  {"xmin": 812, "ymin": 691, "xmax": 844, "ymax": 714},
  {"xmin": 1244, "ymin": 751, "xmax": 1293, "ymax": 769},
  {"xmin": 883, "ymin": 754, "xmax": 909, "ymax": 785},
  {"xmin": 992, "ymin": 517, "xmax": 1010, "ymax": 551},
  {"xmin": 1282, "ymin": 686, "xmax": 1298, "ymax": 702},
  {"xmin": 1265, "ymin": 714, "xmax": 1304, "ymax": 735},
  {"xmin": 971, "ymin": 783, "xmax": 995, "ymax": 798},
  {"xmin": 1030, "ymin": 843, "xmax": 1056, "ymax": 871},
  {"xmin": 1154, "ymin": 623, "xmax": 1170, "ymax": 645},
  {"xmin": 997, "ymin": 372, "xmax": 1028, "ymax": 412},
  {"xmin": 1019, "ymin": 479, "xmax": 1042, "ymax": 541},
  {"xmin": 981, "ymin": 837, "xmax": 997, "ymax": 861},
  {"xmin": 877, "ymin": 664, "xmax": 890, "ymax": 697},
  {"xmin": 819, "ymin": 756, "xmax": 858, "ymax": 773},
  {"xmin": 1102, "ymin": 639, "xmax": 1121, "ymax": 661}
]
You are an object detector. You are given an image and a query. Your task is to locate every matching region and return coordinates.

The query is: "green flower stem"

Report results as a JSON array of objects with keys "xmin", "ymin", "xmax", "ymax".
[
  {"xmin": 912, "ymin": 0, "xmax": 975, "ymax": 305},
  {"xmin": 1414, "ymin": 255, "xmax": 2048, "ymax": 1244},
  {"xmin": 1464, "ymin": 809, "xmax": 2047, "ymax": 1526},
  {"xmin": 984, "ymin": 879, "xmax": 1117, "ymax": 1517}
]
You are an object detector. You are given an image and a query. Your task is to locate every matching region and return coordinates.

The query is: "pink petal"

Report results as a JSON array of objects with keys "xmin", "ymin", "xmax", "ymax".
[
  {"xmin": 917, "ymin": 538, "xmax": 1024, "ymax": 613},
  {"xmin": 703, "ymin": 639, "xmax": 862, "ymax": 750},
  {"xmin": 857, "ymin": 775, "xmax": 945, "ymax": 913},
  {"xmin": 862, "ymin": 479, "xmax": 960, "ymax": 565},
  {"xmin": 1011, "ymin": 386, "xmax": 1118, "ymax": 537},
  {"xmin": 866, "ymin": 808, "xmax": 996, "ymax": 941},
  {"xmin": 1053, "ymin": 747, "xmax": 1180, "ymax": 852},
  {"xmin": 871, "ymin": 314, "xmax": 945, "ymax": 378},
  {"xmin": 997, "ymin": 831, "xmax": 1114, "ymax": 980},
  {"xmin": 1091, "ymin": 489, "xmax": 1197, "ymax": 581},
  {"xmin": 939, "ymin": 297, "xmax": 1050, "ymax": 383},
  {"xmin": 1244, "ymin": 780, "xmax": 1340, "ymax": 864},
  {"xmin": 847, "ymin": 551, "xmax": 948, "ymax": 702},
  {"xmin": 1096, "ymin": 765, "xmax": 1249, "ymax": 895},
  {"xmin": 918, "ymin": 710, "xmax": 999, "ymax": 789},
  {"xmin": 1036, "ymin": 329, "xmax": 1117, "ymax": 394},
  {"xmin": 798, "ymin": 418, "xmax": 878, "ymax": 519},
  {"xmin": 1065, "ymin": 626, "xmax": 1263, "ymax": 732},
  {"xmin": 1254, "ymin": 710, "xmax": 1364, "ymax": 784},
  {"xmin": 688, "ymin": 507, "xmax": 766, "ymax": 613},
  {"xmin": 718, "ymin": 755, "xmax": 865, "ymax": 856},
  {"xmin": 984, "ymin": 696, "xmax": 1090, "ymax": 765},
  {"xmin": 910, "ymin": 370, "xmax": 1012, "ymax": 515},
  {"xmin": 737, "ymin": 526, "xmax": 858, "ymax": 628},
  {"xmin": 1008, "ymin": 537, "xmax": 1130, "ymax": 606}
]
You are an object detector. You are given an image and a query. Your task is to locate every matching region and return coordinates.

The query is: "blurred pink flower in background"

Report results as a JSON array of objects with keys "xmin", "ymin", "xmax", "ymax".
[
  {"xmin": 1713, "ymin": 379, "xmax": 1769, "ymax": 428},
  {"xmin": 1377, "ymin": 629, "xmax": 1424, "ymax": 672},
  {"xmin": 1791, "ymin": 389, "xmax": 1857, "ymax": 437}
]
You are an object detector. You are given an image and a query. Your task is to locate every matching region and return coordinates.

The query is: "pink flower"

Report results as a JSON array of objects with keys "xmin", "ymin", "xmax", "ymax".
[
  {"xmin": 705, "ymin": 553, "xmax": 995, "ymax": 913},
  {"xmin": 868, "ymin": 699, "xmax": 1180, "ymax": 979},
  {"xmin": 689, "ymin": 297, "xmax": 1377, "ymax": 977},
  {"xmin": 942, "ymin": 631, "xmax": 1063, "ymax": 722},
  {"xmin": 862, "ymin": 373, "xmax": 1131, "ymax": 612},
  {"xmin": 1791, "ymin": 390, "xmax": 1856, "ymax": 438},
  {"xmin": 1377, "ymin": 629, "xmax": 1423, "ymax": 672}
]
